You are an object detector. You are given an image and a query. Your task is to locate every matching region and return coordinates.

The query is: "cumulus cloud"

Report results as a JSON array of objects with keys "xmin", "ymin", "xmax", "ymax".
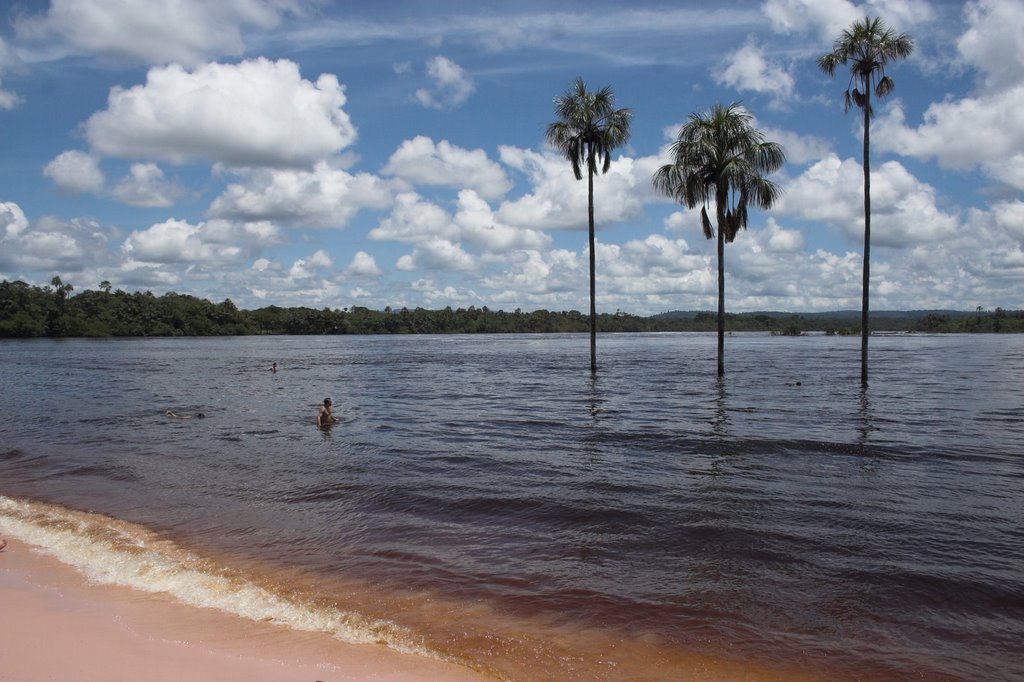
[
  {"xmin": 714, "ymin": 41, "xmax": 795, "ymax": 107},
  {"xmin": 777, "ymin": 154, "xmax": 959, "ymax": 247},
  {"xmin": 13, "ymin": 0, "xmax": 296, "ymax": 67},
  {"xmin": 761, "ymin": 0, "xmax": 933, "ymax": 41},
  {"xmin": 414, "ymin": 55, "xmax": 474, "ymax": 109},
  {"xmin": 760, "ymin": 127, "xmax": 831, "ymax": 165},
  {"xmin": 84, "ymin": 58, "xmax": 356, "ymax": 168},
  {"xmin": 208, "ymin": 161, "xmax": 393, "ymax": 228},
  {"xmin": 1, "ymin": 202, "xmax": 29, "ymax": 240},
  {"xmin": 122, "ymin": 217, "xmax": 283, "ymax": 265},
  {"xmin": 0, "ymin": 205, "xmax": 110, "ymax": 273},
  {"xmin": 880, "ymin": 93, "xmax": 1024, "ymax": 190},
  {"xmin": 870, "ymin": 2, "xmax": 1024, "ymax": 189},
  {"xmin": 382, "ymin": 136, "xmax": 512, "ymax": 200},
  {"xmin": 397, "ymin": 238, "xmax": 475, "ymax": 272},
  {"xmin": 344, "ymin": 251, "xmax": 383, "ymax": 277},
  {"xmin": 0, "ymin": 84, "xmax": 19, "ymax": 110},
  {"xmin": 957, "ymin": 0, "xmax": 1024, "ymax": 92},
  {"xmin": 43, "ymin": 150, "xmax": 105, "ymax": 194},
  {"xmin": 481, "ymin": 248, "xmax": 583, "ymax": 296},
  {"xmin": 111, "ymin": 163, "xmax": 183, "ymax": 207},
  {"xmin": 289, "ymin": 249, "xmax": 333, "ymax": 279},
  {"xmin": 370, "ymin": 190, "xmax": 550, "ymax": 254},
  {"xmin": 245, "ymin": 251, "xmax": 343, "ymax": 306},
  {"xmin": 496, "ymin": 146, "xmax": 660, "ymax": 230}
]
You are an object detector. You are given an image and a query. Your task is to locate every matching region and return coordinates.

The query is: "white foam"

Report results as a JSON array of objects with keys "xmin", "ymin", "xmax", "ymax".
[{"xmin": 0, "ymin": 495, "xmax": 437, "ymax": 659}]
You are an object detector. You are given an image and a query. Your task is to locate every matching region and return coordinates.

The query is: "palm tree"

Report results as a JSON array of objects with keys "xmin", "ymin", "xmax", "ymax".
[
  {"xmin": 547, "ymin": 78, "xmax": 632, "ymax": 373},
  {"xmin": 818, "ymin": 16, "xmax": 914, "ymax": 386},
  {"xmin": 652, "ymin": 103, "xmax": 784, "ymax": 376}
]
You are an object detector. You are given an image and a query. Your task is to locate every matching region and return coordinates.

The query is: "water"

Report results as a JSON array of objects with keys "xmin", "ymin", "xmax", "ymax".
[{"xmin": 1, "ymin": 333, "xmax": 1022, "ymax": 680}]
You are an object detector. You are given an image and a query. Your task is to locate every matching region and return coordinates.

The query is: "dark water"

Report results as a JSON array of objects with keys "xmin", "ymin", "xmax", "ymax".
[{"xmin": 1, "ymin": 333, "xmax": 1022, "ymax": 680}]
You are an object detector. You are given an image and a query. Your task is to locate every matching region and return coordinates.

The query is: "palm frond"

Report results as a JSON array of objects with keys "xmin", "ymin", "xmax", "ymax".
[
  {"xmin": 653, "ymin": 101, "xmax": 784, "ymax": 245},
  {"xmin": 819, "ymin": 16, "xmax": 914, "ymax": 119},
  {"xmin": 700, "ymin": 206, "xmax": 714, "ymax": 240}
]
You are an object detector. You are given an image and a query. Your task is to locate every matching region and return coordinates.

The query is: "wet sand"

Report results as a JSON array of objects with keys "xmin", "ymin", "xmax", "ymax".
[{"xmin": 0, "ymin": 537, "xmax": 491, "ymax": 682}]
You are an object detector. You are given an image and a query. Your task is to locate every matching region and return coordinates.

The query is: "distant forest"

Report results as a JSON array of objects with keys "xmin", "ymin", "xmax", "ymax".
[{"xmin": 2, "ymin": 278, "xmax": 1022, "ymax": 338}]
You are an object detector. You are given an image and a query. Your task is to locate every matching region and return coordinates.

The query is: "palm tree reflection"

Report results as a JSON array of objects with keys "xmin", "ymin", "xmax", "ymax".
[{"xmin": 711, "ymin": 376, "xmax": 729, "ymax": 438}]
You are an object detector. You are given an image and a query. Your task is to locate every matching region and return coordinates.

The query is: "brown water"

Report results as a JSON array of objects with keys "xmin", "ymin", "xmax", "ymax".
[{"xmin": 1, "ymin": 333, "xmax": 1022, "ymax": 680}]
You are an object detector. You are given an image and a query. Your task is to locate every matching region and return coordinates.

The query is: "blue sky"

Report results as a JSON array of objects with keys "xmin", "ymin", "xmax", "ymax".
[{"xmin": 1, "ymin": 0, "xmax": 1022, "ymax": 314}]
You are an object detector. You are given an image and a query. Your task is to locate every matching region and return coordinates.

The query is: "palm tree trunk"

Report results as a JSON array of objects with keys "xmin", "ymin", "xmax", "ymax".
[
  {"xmin": 716, "ymin": 191, "xmax": 726, "ymax": 377},
  {"xmin": 588, "ymin": 162, "xmax": 597, "ymax": 374},
  {"xmin": 861, "ymin": 93, "xmax": 871, "ymax": 387}
]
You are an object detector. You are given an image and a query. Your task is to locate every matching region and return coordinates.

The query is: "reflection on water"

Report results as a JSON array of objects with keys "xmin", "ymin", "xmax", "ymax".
[{"xmin": 1, "ymin": 333, "xmax": 1022, "ymax": 680}]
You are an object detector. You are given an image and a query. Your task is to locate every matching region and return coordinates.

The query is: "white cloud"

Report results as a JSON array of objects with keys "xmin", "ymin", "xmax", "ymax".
[
  {"xmin": 289, "ymin": 249, "xmax": 334, "ymax": 279},
  {"xmin": 111, "ymin": 163, "xmax": 183, "ymax": 207},
  {"xmin": 760, "ymin": 127, "xmax": 831, "ymax": 165},
  {"xmin": 761, "ymin": 0, "xmax": 933, "ymax": 40},
  {"xmin": 345, "ymin": 251, "xmax": 383, "ymax": 277},
  {"xmin": 370, "ymin": 190, "xmax": 550, "ymax": 254},
  {"xmin": 452, "ymin": 190, "xmax": 551, "ymax": 252},
  {"xmin": 714, "ymin": 41, "xmax": 795, "ymax": 107},
  {"xmin": 122, "ymin": 217, "xmax": 282, "ymax": 265},
  {"xmin": 874, "ymin": 93, "xmax": 1024, "ymax": 189},
  {"xmin": 1, "ymin": 202, "xmax": 29, "ymax": 239},
  {"xmin": 0, "ymin": 208, "xmax": 110, "ymax": 273},
  {"xmin": 869, "ymin": 3, "xmax": 1024, "ymax": 189},
  {"xmin": 0, "ymin": 86, "xmax": 19, "ymax": 110},
  {"xmin": 777, "ymin": 154, "xmax": 958, "ymax": 247},
  {"xmin": 957, "ymin": 0, "xmax": 1024, "ymax": 91},
  {"xmin": 382, "ymin": 136, "xmax": 512, "ymax": 200},
  {"xmin": 370, "ymin": 192, "xmax": 452, "ymax": 243},
  {"xmin": 496, "ymin": 146, "xmax": 659, "ymax": 230},
  {"xmin": 397, "ymin": 238, "xmax": 475, "ymax": 272},
  {"xmin": 761, "ymin": 0, "xmax": 861, "ymax": 39},
  {"xmin": 480, "ymin": 248, "xmax": 582, "ymax": 296},
  {"xmin": 122, "ymin": 218, "xmax": 208, "ymax": 264},
  {"xmin": 43, "ymin": 150, "xmax": 104, "ymax": 194},
  {"xmin": 414, "ymin": 55, "xmax": 474, "ymax": 109},
  {"xmin": 85, "ymin": 58, "xmax": 356, "ymax": 168},
  {"xmin": 208, "ymin": 161, "xmax": 393, "ymax": 228},
  {"xmin": 13, "ymin": 0, "xmax": 296, "ymax": 67},
  {"xmin": 992, "ymin": 199, "xmax": 1024, "ymax": 239}
]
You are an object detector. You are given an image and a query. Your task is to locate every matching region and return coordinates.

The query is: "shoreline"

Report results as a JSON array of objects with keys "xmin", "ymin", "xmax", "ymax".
[{"xmin": 0, "ymin": 536, "xmax": 491, "ymax": 682}]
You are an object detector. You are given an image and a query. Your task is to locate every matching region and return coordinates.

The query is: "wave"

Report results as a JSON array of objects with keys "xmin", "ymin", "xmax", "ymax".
[{"xmin": 0, "ymin": 494, "xmax": 446, "ymax": 663}]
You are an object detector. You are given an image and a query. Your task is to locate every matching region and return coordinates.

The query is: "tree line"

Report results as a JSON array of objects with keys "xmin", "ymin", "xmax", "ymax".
[{"xmin": 2, "ymin": 278, "xmax": 1020, "ymax": 338}]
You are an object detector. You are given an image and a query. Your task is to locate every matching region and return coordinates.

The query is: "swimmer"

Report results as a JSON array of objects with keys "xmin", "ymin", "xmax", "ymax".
[
  {"xmin": 166, "ymin": 410, "xmax": 205, "ymax": 419},
  {"xmin": 316, "ymin": 398, "xmax": 336, "ymax": 428},
  {"xmin": 271, "ymin": 362, "xmax": 277, "ymax": 373}
]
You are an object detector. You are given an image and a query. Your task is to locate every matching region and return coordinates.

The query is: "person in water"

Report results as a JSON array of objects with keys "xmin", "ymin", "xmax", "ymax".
[
  {"xmin": 317, "ymin": 398, "xmax": 336, "ymax": 428},
  {"xmin": 271, "ymin": 362, "xmax": 277, "ymax": 373},
  {"xmin": 166, "ymin": 410, "xmax": 205, "ymax": 419}
]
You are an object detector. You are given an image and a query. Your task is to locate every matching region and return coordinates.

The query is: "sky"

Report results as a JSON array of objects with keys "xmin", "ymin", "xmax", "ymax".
[{"xmin": 1, "ymin": 0, "xmax": 1022, "ymax": 315}]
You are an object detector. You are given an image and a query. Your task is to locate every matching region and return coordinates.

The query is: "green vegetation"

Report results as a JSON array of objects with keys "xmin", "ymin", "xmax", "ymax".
[
  {"xmin": 653, "ymin": 102, "xmax": 785, "ymax": 376},
  {"xmin": 2, "ymin": 279, "xmax": 1021, "ymax": 338},
  {"xmin": 818, "ymin": 16, "xmax": 915, "ymax": 385},
  {"xmin": 547, "ymin": 78, "xmax": 633, "ymax": 372}
]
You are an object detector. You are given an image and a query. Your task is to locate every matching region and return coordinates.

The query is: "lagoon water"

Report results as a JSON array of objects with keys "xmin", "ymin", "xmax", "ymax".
[{"xmin": 1, "ymin": 333, "xmax": 1022, "ymax": 680}]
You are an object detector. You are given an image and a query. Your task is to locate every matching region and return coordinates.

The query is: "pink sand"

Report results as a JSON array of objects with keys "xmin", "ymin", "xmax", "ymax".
[{"xmin": 0, "ymin": 537, "xmax": 490, "ymax": 681}]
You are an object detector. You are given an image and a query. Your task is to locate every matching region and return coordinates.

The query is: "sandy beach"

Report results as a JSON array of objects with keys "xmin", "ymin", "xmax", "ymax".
[{"xmin": 0, "ymin": 536, "xmax": 490, "ymax": 682}]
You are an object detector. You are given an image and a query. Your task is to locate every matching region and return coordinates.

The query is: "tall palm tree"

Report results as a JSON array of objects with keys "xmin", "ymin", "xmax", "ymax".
[
  {"xmin": 818, "ymin": 16, "xmax": 914, "ymax": 387},
  {"xmin": 652, "ymin": 103, "xmax": 784, "ymax": 376},
  {"xmin": 547, "ymin": 78, "xmax": 632, "ymax": 373}
]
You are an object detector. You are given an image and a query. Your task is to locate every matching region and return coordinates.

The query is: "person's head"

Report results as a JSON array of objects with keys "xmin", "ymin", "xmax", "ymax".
[
  {"xmin": 324, "ymin": 398, "xmax": 332, "ymax": 407},
  {"xmin": 197, "ymin": 413, "xmax": 206, "ymax": 419}
]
